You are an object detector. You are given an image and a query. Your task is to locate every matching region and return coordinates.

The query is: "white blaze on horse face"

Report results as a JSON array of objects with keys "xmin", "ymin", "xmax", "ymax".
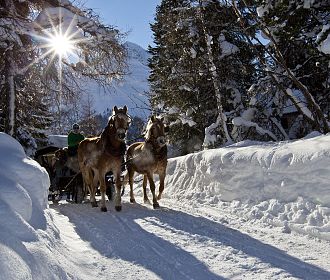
[{"xmin": 117, "ymin": 128, "xmax": 126, "ymax": 135}]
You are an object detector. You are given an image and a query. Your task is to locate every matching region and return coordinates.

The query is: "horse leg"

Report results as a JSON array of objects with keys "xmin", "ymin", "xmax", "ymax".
[
  {"xmin": 157, "ymin": 170, "xmax": 166, "ymax": 200},
  {"xmin": 99, "ymin": 170, "xmax": 107, "ymax": 212},
  {"xmin": 146, "ymin": 171, "xmax": 159, "ymax": 209},
  {"xmin": 82, "ymin": 167, "xmax": 96, "ymax": 207},
  {"xmin": 142, "ymin": 174, "xmax": 150, "ymax": 204},
  {"xmin": 114, "ymin": 169, "xmax": 123, "ymax": 211},
  {"xmin": 128, "ymin": 168, "xmax": 135, "ymax": 203}
]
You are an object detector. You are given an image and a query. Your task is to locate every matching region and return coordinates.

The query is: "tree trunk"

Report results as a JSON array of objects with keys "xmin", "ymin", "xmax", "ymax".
[
  {"xmin": 198, "ymin": 1, "xmax": 233, "ymax": 147},
  {"xmin": 4, "ymin": 49, "xmax": 16, "ymax": 136}
]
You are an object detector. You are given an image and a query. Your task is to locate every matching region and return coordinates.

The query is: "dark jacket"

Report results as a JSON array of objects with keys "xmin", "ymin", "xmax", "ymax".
[{"xmin": 68, "ymin": 131, "xmax": 84, "ymax": 148}]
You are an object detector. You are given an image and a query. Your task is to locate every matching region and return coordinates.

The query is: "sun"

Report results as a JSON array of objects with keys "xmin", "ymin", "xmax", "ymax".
[{"xmin": 47, "ymin": 32, "xmax": 75, "ymax": 56}]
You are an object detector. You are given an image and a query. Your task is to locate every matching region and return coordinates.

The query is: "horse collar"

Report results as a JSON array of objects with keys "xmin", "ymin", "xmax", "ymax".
[{"xmin": 147, "ymin": 139, "xmax": 166, "ymax": 159}]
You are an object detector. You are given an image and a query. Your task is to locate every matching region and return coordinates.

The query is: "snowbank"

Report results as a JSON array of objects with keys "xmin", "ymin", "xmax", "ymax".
[
  {"xmin": 165, "ymin": 132, "xmax": 330, "ymax": 240},
  {"xmin": 0, "ymin": 133, "xmax": 50, "ymax": 278}
]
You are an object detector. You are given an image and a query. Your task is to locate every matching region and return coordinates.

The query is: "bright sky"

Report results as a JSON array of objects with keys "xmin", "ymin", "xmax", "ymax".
[{"xmin": 84, "ymin": 0, "xmax": 161, "ymax": 49}]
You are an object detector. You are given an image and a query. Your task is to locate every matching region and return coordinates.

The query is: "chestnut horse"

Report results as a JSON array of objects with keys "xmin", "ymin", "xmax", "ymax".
[
  {"xmin": 78, "ymin": 105, "xmax": 131, "ymax": 212},
  {"xmin": 126, "ymin": 116, "xmax": 167, "ymax": 209}
]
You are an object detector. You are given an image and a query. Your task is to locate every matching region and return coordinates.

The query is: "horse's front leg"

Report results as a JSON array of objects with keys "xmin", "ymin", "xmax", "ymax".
[
  {"xmin": 114, "ymin": 169, "xmax": 123, "ymax": 211},
  {"xmin": 99, "ymin": 171, "xmax": 107, "ymax": 212},
  {"xmin": 146, "ymin": 171, "xmax": 159, "ymax": 209},
  {"xmin": 142, "ymin": 174, "xmax": 150, "ymax": 204},
  {"xmin": 157, "ymin": 169, "xmax": 166, "ymax": 200}
]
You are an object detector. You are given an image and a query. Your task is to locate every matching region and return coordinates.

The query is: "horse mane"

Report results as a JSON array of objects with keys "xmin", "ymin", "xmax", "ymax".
[
  {"xmin": 144, "ymin": 118, "xmax": 154, "ymax": 141},
  {"xmin": 144, "ymin": 116, "xmax": 164, "ymax": 141}
]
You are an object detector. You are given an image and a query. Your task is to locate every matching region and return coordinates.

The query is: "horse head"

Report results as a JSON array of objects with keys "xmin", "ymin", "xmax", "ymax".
[
  {"xmin": 108, "ymin": 105, "xmax": 131, "ymax": 141},
  {"xmin": 145, "ymin": 115, "xmax": 167, "ymax": 147}
]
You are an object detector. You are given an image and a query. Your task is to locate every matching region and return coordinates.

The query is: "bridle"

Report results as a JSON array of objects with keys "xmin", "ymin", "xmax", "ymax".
[
  {"xmin": 109, "ymin": 112, "xmax": 132, "ymax": 140},
  {"xmin": 146, "ymin": 121, "xmax": 166, "ymax": 149}
]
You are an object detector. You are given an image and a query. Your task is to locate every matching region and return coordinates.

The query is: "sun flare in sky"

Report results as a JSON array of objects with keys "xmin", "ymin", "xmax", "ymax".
[{"xmin": 46, "ymin": 31, "xmax": 75, "ymax": 57}]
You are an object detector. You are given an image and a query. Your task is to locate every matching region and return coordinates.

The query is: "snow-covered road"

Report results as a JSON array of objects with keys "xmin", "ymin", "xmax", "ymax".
[
  {"xmin": 49, "ymin": 197, "xmax": 330, "ymax": 280},
  {"xmin": 2, "ymin": 133, "xmax": 330, "ymax": 279}
]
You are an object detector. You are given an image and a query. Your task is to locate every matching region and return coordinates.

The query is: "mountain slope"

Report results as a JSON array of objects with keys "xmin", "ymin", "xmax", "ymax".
[{"xmin": 87, "ymin": 42, "xmax": 150, "ymax": 119}]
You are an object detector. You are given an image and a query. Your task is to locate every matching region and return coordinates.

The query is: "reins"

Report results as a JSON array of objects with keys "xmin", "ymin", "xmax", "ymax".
[{"xmin": 62, "ymin": 171, "xmax": 82, "ymax": 191}]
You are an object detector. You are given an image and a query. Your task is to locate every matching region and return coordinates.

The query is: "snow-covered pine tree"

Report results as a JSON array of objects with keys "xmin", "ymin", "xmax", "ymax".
[
  {"xmin": 149, "ymin": 0, "xmax": 255, "ymax": 153},
  {"xmin": 195, "ymin": 0, "xmax": 256, "ymax": 147},
  {"xmin": 232, "ymin": 0, "xmax": 330, "ymax": 139},
  {"xmin": 149, "ymin": 0, "xmax": 204, "ymax": 154}
]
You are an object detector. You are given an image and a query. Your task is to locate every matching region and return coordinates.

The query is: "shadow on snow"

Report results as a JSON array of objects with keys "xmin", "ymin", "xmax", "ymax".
[{"xmin": 53, "ymin": 202, "xmax": 330, "ymax": 280}]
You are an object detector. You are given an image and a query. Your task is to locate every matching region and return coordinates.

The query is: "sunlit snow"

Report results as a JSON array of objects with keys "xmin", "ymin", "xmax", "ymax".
[{"xmin": 1, "ymin": 131, "xmax": 330, "ymax": 279}]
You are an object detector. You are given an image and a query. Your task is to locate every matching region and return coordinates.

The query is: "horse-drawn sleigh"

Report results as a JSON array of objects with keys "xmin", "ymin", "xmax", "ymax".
[
  {"xmin": 34, "ymin": 145, "xmax": 85, "ymax": 203},
  {"xmin": 35, "ymin": 105, "xmax": 168, "ymax": 211}
]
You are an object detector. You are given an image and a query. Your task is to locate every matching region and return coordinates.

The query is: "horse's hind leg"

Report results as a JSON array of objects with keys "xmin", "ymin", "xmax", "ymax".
[
  {"xmin": 89, "ymin": 169, "xmax": 98, "ymax": 207},
  {"xmin": 128, "ymin": 169, "xmax": 135, "ymax": 203},
  {"xmin": 142, "ymin": 174, "xmax": 150, "ymax": 204},
  {"xmin": 146, "ymin": 171, "xmax": 159, "ymax": 209},
  {"xmin": 99, "ymin": 171, "xmax": 107, "ymax": 212}
]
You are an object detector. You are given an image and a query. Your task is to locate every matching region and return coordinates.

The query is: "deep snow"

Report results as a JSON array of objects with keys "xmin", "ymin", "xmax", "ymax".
[{"xmin": 0, "ymin": 131, "xmax": 330, "ymax": 279}]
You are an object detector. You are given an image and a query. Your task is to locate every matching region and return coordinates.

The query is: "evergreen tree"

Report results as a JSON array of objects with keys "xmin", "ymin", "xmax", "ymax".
[
  {"xmin": 149, "ymin": 0, "xmax": 256, "ymax": 153},
  {"xmin": 232, "ymin": 0, "xmax": 330, "ymax": 139}
]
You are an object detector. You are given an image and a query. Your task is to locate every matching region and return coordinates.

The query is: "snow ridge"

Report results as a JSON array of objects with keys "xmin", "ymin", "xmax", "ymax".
[{"xmin": 164, "ymin": 132, "xmax": 330, "ymax": 240}]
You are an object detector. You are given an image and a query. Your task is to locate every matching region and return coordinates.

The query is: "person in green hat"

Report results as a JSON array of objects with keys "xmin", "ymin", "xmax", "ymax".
[{"xmin": 67, "ymin": 123, "xmax": 85, "ymax": 156}]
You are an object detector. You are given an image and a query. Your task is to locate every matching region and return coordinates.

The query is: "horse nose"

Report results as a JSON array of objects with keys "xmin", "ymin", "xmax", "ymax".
[
  {"xmin": 158, "ymin": 137, "xmax": 166, "ymax": 145},
  {"xmin": 118, "ymin": 133, "xmax": 125, "ymax": 139}
]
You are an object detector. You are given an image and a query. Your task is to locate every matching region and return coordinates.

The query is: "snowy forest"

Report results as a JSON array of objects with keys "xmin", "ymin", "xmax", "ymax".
[
  {"xmin": 148, "ymin": 0, "xmax": 330, "ymax": 154},
  {"xmin": 1, "ymin": 0, "xmax": 329, "ymax": 155},
  {"xmin": 1, "ymin": 1, "xmax": 330, "ymax": 279}
]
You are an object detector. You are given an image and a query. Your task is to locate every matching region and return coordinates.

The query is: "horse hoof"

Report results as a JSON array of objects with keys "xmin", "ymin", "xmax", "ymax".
[
  {"xmin": 91, "ymin": 202, "xmax": 98, "ymax": 207},
  {"xmin": 101, "ymin": 206, "xmax": 107, "ymax": 212},
  {"xmin": 153, "ymin": 203, "xmax": 160, "ymax": 209},
  {"xmin": 130, "ymin": 198, "xmax": 136, "ymax": 203},
  {"xmin": 115, "ymin": 205, "xmax": 122, "ymax": 212}
]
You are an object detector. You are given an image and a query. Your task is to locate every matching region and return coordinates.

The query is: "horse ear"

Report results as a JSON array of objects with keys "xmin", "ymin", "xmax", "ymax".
[
  {"xmin": 113, "ymin": 106, "xmax": 118, "ymax": 114},
  {"xmin": 123, "ymin": 105, "xmax": 127, "ymax": 113},
  {"xmin": 108, "ymin": 116, "xmax": 114, "ymax": 126},
  {"xmin": 151, "ymin": 115, "xmax": 156, "ymax": 122}
]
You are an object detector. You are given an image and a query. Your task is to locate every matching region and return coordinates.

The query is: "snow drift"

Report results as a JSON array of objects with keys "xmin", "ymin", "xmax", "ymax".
[
  {"xmin": 0, "ymin": 132, "xmax": 51, "ymax": 279},
  {"xmin": 0, "ymin": 131, "xmax": 330, "ymax": 279},
  {"xmin": 165, "ymin": 132, "xmax": 330, "ymax": 240}
]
